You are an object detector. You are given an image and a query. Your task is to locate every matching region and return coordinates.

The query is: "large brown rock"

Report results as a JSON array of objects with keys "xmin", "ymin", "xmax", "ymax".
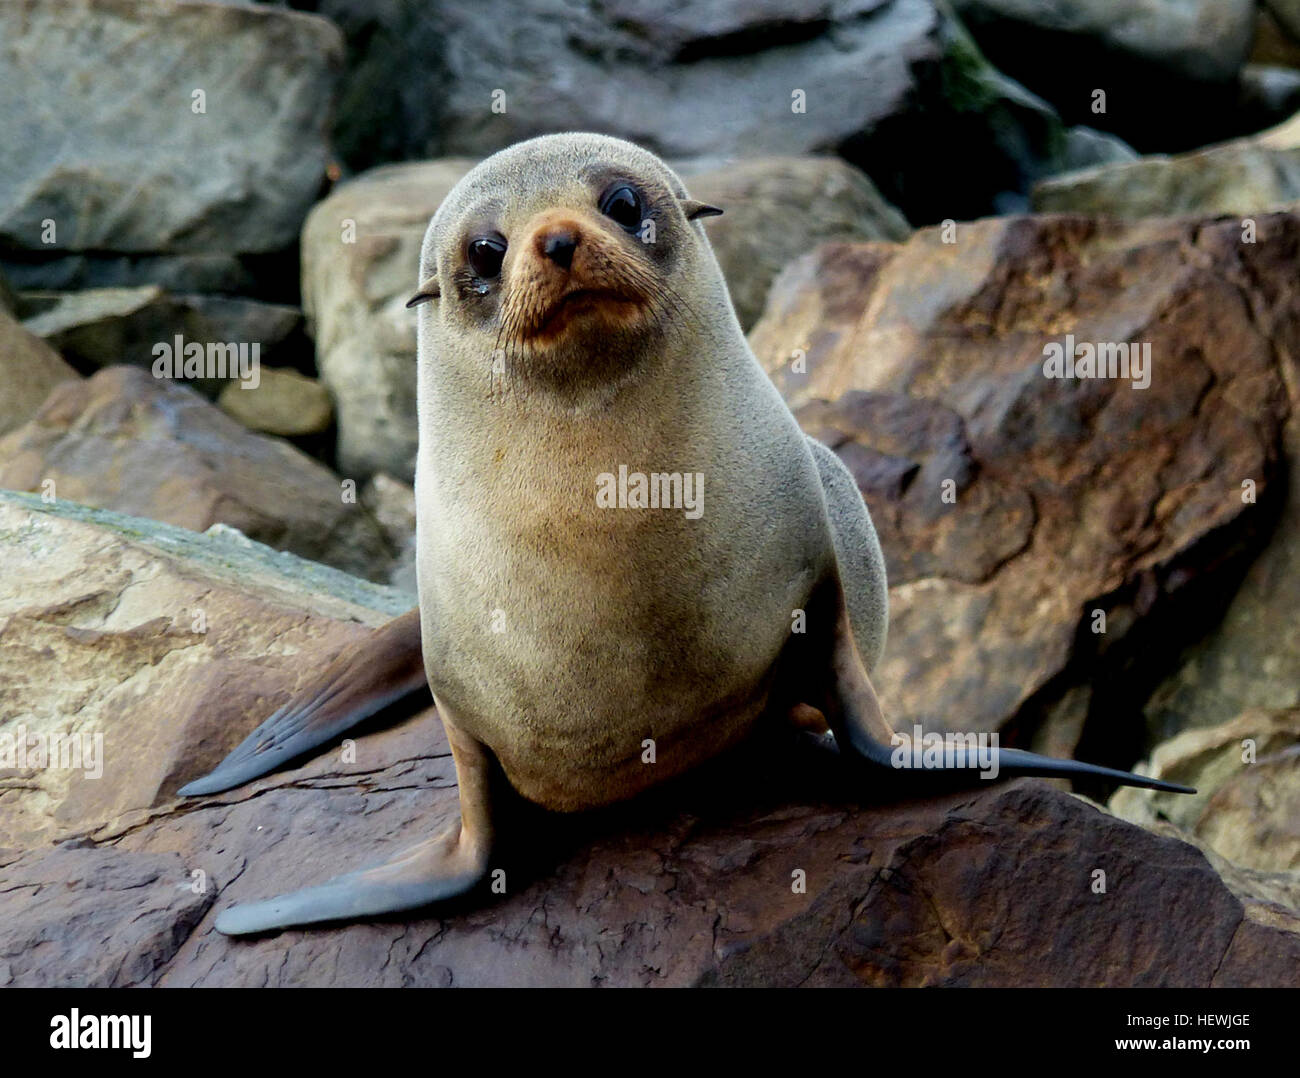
[
  {"xmin": 0, "ymin": 366, "xmax": 394, "ymax": 581},
  {"xmin": 0, "ymin": 306, "xmax": 77, "ymax": 438},
  {"xmin": 749, "ymin": 212, "xmax": 1297, "ymax": 767},
  {"xmin": 0, "ymin": 846, "xmax": 214, "ymax": 988},
  {"xmin": 0, "ymin": 494, "xmax": 1296, "ymax": 987}
]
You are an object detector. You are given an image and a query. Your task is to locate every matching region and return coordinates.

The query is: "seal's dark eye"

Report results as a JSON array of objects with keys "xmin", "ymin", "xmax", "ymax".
[
  {"xmin": 600, "ymin": 185, "xmax": 643, "ymax": 230},
  {"xmin": 467, "ymin": 236, "xmax": 506, "ymax": 279}
]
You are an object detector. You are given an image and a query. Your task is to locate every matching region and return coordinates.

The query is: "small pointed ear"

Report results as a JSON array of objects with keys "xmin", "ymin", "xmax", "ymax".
[
  {"xmin": 405, "ymin": 277, "xmax": 440, "ymax": 308},
  {"xmin": 680, "ymin": 199, "xmax": 723, "ymax": 221}
]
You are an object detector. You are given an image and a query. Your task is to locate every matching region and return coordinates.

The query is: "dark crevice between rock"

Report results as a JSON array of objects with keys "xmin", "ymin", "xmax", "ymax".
[{"xmin": 670, "ymin": 18, "xmax": 834, "ymax": 63}]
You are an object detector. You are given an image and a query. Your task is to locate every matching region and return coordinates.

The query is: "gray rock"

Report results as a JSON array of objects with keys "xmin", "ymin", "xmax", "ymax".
[
  {"xmin": 952, "ymin": 0, "xmax": 1258, "ymax": 151},
  {"xmin": 18, "ymin": 287, "xmax": 304, "ymax": 395},
  {"xmin": 1239, "ymin": 64, "xmax": 1300, "ymax": 129},
  {"xmin": 436, "ymin": 0, "xmax": 941, "ymax": 161},
  {"xmin": 1033, "ymin": 111, "xmax": 1300, "ymax": 218},
  {"xmin": 1058, "ymin": 125, "xmax": 1139, "ymax": 172},
  {"xmin": 0, "ymin": 0, "xmax": 343, "ymax": 255},
  {"xmin": 674, "ymin": 156, "xmax": 911, "ymax": 329},
  {"xmin": 305, "ymin": 0, "xmax": 1068, "ymax": 222},
  {"xmin": 0, "ymin": 253, "xmax": 259, "ymax": 296},
  {"xmin": 951, "ymin": 0, "xmax": 1254, "ymax": 83},
  {"xmin": 301, "ymin": 160, "xmax": 477, "ymax": 481}
]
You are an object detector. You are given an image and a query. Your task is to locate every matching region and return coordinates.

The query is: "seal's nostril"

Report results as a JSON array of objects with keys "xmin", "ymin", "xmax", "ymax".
[{"xmin": 541, "ymin": 231, "xmax": 578, "ymax": 270}]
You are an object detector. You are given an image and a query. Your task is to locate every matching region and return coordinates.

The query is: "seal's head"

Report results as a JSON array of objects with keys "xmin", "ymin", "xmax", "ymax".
[{"xmin": 409, "ymin": 133, "xmax": 723, "ymax": 395}]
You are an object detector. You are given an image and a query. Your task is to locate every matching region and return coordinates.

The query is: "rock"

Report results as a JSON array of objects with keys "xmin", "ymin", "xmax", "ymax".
[
  {"xmin": 1269, "ymin": 0, "xmax": 1300, "ymax": 45},
  {"xmin": 1254, "ymin": 5, "xmax": 1300, "ymax": 68},
  {"xmin": 0, "ymin": 306, "xmax": 77, "ymax": 438},
  {"xmin": 1239, "ymin": 65, "xmax": 1300, "ymax": 131},
  {"xmin": 0, "ymin": 490, "xmax": 411, "ymax": 851},
  {"xmin": 679, "ymin": 157, "xmax": 911, "ymax": 330},
  {"xmin": 1143, "ymin": 403, "xmax": 1300, "ymax": 740},
  {"xmin": 302, "ymin": 156, "xmax": 909, "ymax": 478},
  {"xmin": 147, "ymin": 777, "xmax": 1300, "ymax": 987},
  {"xmin": 952, "ymin": 0, "xmax": 1253, "ymax": 83},
  {"xmin": 301, "ymin": 160, "xmax": 475, "ymax": 481},
  {"xmin": 17, "ymin": 288, "xmax": 305, "ymax": 394},
  {"xmin": 915, "ymin": 9, "xmax": 1065, "ymax": 217},
  {"xmin": 361, "ymin": 473, "xmax": 417, "ymax": 597},
  {"xmin": 0, "ymin": 252, "xmax": 260, "ymax": 297},
  {"xmin": 319, "ymin": 0, "xmax": 936, "ymax": 163},
  {"xmin": 0, "ymin": 846, "xmax": 214, "ymax": 987},
  {"xmin": 17, "ymin": 288, "xmax": 306, "ymax": 397},
  {"xmin": 0, "ymin": 268, "xmax": 16, "ymax": 314},
  {"xmin": 0, "ymin": 367, "xmax": 393, "ymax": 581},
  {"xmin": 748, "ymin": 212, "xmax": 1297, "ymax": 773},
  {"xmin": 1032, "ymin": 110, "xmax": 1300, "ymax": 218},
  {"xmin": 1, "ymin": 454, "xmax": 1297, "ymax": 987},
  {"xmin": 1057, "ymin": 126, "xmax": 1139, "ymax": 172},
  {"xmin": 952, "ymin": 0, "xmax": 1256, "ymax": 150},
  {"xmin": 304, "ymin": 0, "xmax": 1066, "ymax": 222},
  {"xmin": 0, "ymin": 0, "xmax": 342, "ymax": 255},
  {"xmin": 218, "ymin": 367, "xmax": 333, "ymax": 438},
  {"xmin": 1112, "ymin": 709, "xmax": 1300, "ymax": 875}
]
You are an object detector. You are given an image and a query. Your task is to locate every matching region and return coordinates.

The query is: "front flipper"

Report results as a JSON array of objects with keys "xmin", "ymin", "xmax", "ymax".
[
  {"xmin": 215, "ymin": 830, "xmax": 487, "ymax": 935},
  {"xmin": 819, "ymin": 579, "xmax": 1195, "ymax": 796},
  {"xmin": 215, "ymin": 716, "xmax": 494, "ymax": 935},
  {"xmin": 180, "ymin": 608, "xmax": 426, "ymax": 796}
]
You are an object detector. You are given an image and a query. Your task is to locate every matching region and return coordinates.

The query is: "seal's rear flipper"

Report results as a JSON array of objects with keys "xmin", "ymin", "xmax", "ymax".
[
  {"xmin": 821, "ymin": 585, "xmax": 1195, "ymax": 796},
  {"xmin": 215, "ymin": 717, "xmax": 494, "ymax": 936},
  {"xmin": 179, "ymin": 608, "xmax": 427, "ymax": 796}
]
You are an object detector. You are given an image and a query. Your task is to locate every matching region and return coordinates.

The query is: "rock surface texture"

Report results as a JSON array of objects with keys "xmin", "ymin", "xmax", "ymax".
[
  {"xmin": 1, "ymin": 494, "xmax": 1297, "ymax": 987},
  {"xmin": 0, "ymin": 306, "xmax": 77, "ymax": 438},
  {"xmin": 748, "ymin": 211, "xmax": 1297, "ymax": 770},
  {"xmin": 1033, "ymin": 111, "xmax": 1300, "ymax": 217},
  {"xmin": 0, "ymin": 0, "xmax": 342, "ymax": 256},
  {"xmin": 0, "ymin": 367, "xmax": 392, "ymax": 580}
]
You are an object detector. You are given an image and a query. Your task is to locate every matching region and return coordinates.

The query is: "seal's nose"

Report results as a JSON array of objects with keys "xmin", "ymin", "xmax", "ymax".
[{"xmin": 540, "ymin": 229, "xmax": 578, "ymax": 270}]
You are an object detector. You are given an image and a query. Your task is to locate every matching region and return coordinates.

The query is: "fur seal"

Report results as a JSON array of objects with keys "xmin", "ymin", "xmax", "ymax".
[{"xmin": 181, "ymin": 133, "xmax": 1192, "ymax": 935}]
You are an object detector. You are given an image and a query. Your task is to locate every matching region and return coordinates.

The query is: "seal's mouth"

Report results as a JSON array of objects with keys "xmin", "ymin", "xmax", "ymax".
[{"xmin": 525, "ymin": 287, "xmax": 647, "ymax": 344}]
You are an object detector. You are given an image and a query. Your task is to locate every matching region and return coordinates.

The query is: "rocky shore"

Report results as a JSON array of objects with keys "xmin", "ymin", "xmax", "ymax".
[{"xmin": 2, "ymin": 0, "xmax": 1299, "ymax": 986}]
